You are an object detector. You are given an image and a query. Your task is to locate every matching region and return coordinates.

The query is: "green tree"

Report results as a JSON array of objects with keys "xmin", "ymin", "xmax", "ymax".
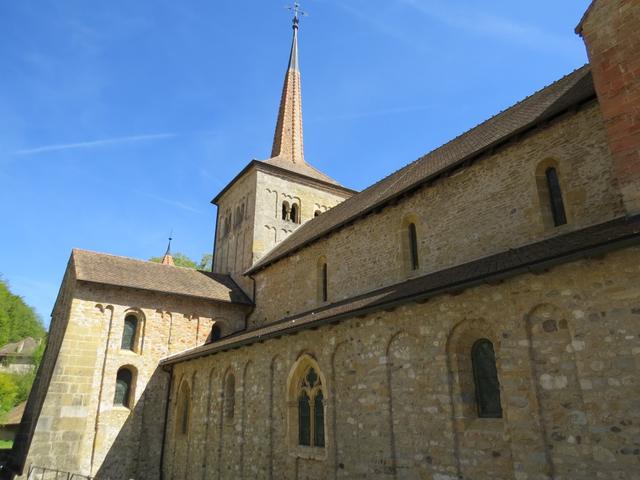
[
  {"xmin": 150, "ymin": 252, "xmax": 213, "ymax": 271},
  {"xmin": 0, "ymin": 278, "xmax": 45, "ymax": 346}
]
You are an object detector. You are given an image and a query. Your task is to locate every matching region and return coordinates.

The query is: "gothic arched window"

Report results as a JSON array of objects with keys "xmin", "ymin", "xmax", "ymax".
[
  {"xmin": 121, "ymin": 315, "xmax": 138, "ymax": 351},
  {"xmin": 297, "ymin": 367, "xmax": 325, "ymax": 448},
  {"xmin": 290, "ymin": 203, "xmax": 300, "ymax": 224},
  {"xmin": 408, "ymin": 222, "xmax": 419, "ymax": 270},
  {"xmin": 114, "ymin": 367, "xmax": 134, "ymax": 408},
  {"xmin": 471, "ymin": 339, "xmax": 502, "ymax": 418},
  {"xmin": 224, "ymin": 372, "xmax": 235, "ymax": 421},
  {"xmin": 282, "ymin": 201, "xmax": 290, "ymax": 221},
  {"xmin": 545, "ymin": 167, "xmax": 567, "ymax": 226}
]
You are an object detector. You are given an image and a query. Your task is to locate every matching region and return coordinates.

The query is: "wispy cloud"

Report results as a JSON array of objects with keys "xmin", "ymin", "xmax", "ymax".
[
  {"xmin": 136, "ymin": 191, "xmax": 203, "ymax": 214},
  {"xmin": 398, "ymin": 0, "xmax": 579, "ymax": 54},
  {"xmin": 13, "ymin": 132, "xmax": 178, "ymax": 156}
]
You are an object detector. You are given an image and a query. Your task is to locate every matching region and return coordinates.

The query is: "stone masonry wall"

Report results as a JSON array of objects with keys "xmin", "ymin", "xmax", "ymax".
[
  {"xmin": 250, "ymin": 102, "xmax": 624, "ymax": 327},
  {"xmin": 254, "ymin": 169, "xmax": 351, "ymax": 264},
  {"xmin": 17, "ymin": 281, "xmax": 248, "ymax": 479},
  {"xmin": 163, "ymin": 245, "xmax": 640, "ymax": 480}
]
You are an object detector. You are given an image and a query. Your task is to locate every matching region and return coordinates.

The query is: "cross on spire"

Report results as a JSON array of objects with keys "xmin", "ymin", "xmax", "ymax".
[{"xmin": 287, "ymin": 2, "xmax": 307, "ymax": 29}]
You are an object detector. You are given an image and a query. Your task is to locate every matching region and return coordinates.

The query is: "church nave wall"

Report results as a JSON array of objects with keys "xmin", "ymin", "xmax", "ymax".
[
  {"xmin": 250, "ymin": 102, "xmax": 623, "ymax": 328},
  {"xmin": 163, "ymin": 246, "xmax": 640, "ymax": 480}
]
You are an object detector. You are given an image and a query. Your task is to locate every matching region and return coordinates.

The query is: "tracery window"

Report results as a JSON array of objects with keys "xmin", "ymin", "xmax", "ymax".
[
  {"xmin": 471, "ymin": 339, "xmax": 503, "ymax": 418},
  {"xmin": 121, "ymin": 314, "xmax": 138, "ymax": 351},
  {"xmin": 296, "ymin": 367, "xmax": 325, "ymax": 447},
  {"xmin": 545, "ymin": 167, "xmax": 567, "ymax": 226},
  {"xmin": 114, "ymin": 367, "xmax": 134, "ymax": 408}
]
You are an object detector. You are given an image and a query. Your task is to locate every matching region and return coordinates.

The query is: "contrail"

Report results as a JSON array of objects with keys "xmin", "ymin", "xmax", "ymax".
[{"xmin": 13, "ymin": 132, "xmax": 178, "ymax": 156}]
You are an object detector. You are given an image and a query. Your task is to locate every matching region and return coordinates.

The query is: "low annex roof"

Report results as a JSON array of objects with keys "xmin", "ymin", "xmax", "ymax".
[
  {"xmin": 71, "ymin": 249, "xmax": 252, "ymax": 305},
  {"xmin": 247, "ymin": 65, "xmax": 595, "ymax": 274}
]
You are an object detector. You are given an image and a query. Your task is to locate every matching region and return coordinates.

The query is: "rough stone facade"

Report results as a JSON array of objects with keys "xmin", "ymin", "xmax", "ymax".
[
  {"xmin": 213, "ymin": 166, "xmax": 352, "ymax": 295},
  {"xmin": 13, "ymin": 279, "xmax": 249, "ymax": 479},
  {"xmin": 165, "ymin": 246, "xmax": 640, "ymax": 480},
  {"xmin": 9, "ymin": 1, "xmax": 640, "ymax": 479},
  {"xmin": 250, "ymin": 102, "xmax": 623, "ymax": 327}
]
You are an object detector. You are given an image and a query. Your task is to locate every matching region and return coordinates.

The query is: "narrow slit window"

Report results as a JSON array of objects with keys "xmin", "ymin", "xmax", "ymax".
[
  {"xmin": 282, "ymin": 201, "xmax": 290, "ymax": 221},
  {"xmin": 290, "ymin": 203, "xmax": 299, "ymax": 223},
  {"xmin": 322, "ymin": 263, "xmax": 328, "ymax": 302},
  {"xmin": 471, "ymin": 339, "xmax": 503, "ymax": 418},
  {"xmin": 408, "ymin": 223, "xmax": 419, "ymax": 270},
  {"xmin": 545, "ymin": 167, "xmax": 567, "ymax": 226},
  {"xmin": 121, "ymin": 315, "xmax": 137, "ymax": 351}
]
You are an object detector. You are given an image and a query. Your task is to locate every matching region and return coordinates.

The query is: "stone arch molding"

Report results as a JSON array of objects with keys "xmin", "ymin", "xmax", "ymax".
[
  {"xmin": 525, "ymin": 302, "xmax": 593, "ymax": 479},
  {"xmin": 286, "ymin": 352, "xmax": 328, "ymax": 458}
]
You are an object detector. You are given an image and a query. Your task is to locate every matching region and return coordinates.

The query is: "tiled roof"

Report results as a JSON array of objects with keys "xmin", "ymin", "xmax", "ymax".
[
  {"xmin": 247, "ymin": 65, "xmax": 595, "ymax": 274},
  {"xmin": 263, "ymin": 156, "xmax": 343, "ymax": 187},
  {"xmin": 161, "ymin": 214, "xmax": 640, "ymax": 366},
  {"xmin": 72, "ymin": 249, "xmax": 252, "ymax": 305}
]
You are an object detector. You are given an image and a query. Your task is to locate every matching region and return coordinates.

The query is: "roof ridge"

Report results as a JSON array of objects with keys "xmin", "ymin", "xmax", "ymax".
[
  {"xmin": 72, "ymin": 248, "xmax": 209, "ymax": 272},
  {"xmin": 247, "ymin": 64, "xmax": 595, "ymax": 274}
]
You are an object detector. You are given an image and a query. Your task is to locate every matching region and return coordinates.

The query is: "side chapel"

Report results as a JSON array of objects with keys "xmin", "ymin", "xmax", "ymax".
[{"xmin": 7, "ymin": 1, "xmax": 640, "ymax": 479}]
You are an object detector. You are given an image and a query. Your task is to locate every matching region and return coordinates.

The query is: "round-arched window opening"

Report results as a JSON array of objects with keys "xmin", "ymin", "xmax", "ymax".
[{"xmin": 114, "ymin": 367, "xmax": 135, "ymax": 408}]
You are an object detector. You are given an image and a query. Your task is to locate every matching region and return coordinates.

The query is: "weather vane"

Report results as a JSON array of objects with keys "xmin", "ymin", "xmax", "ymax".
[{"xmin": 286, "ymin": 2, "xmax": 308, "ymax": 28}]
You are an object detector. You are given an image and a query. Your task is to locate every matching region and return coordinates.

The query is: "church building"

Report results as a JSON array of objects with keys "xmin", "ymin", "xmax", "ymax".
[{"xmin": 7, "ymin": 0, "xmax": 640, "ymax": 479}]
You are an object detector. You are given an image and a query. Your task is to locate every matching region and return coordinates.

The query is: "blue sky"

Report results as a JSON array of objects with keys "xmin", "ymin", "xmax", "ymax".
[{"xmin": 0, "ymin": 0, "xmax": 590, "ymax": 326}]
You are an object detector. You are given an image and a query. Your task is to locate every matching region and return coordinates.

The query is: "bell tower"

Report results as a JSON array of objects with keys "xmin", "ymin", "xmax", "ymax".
[{"xmin": 211, "ymin": 9, "xmax": 356, "ymax": 295}]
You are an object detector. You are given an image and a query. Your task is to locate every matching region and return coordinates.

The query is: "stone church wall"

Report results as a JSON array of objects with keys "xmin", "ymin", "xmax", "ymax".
[
  {"xmin": 250, "ymin": 101, "xmax": 624, "ymax": 327},
  {"xmin": 163, "ymin": 245, "xmax": 640, "ymax": 480},
  {"xmin": 16, "ymin": 281, "xmax": 248, "ymax": 479}
]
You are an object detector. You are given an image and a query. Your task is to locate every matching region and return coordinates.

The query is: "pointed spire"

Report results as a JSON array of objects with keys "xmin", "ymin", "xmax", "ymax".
[
  {"xmin": 161, "ymin": 234, "xmax": 174, "ymax": 266},
  {"xmin": 270, "ymin": 10, "xmax": 305, "ymax": 164}
]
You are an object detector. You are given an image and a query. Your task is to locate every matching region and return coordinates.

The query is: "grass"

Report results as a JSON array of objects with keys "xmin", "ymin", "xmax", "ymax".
[{"xmin": 0, "ymin": 440, "xmax": 13, "ymax": 449}]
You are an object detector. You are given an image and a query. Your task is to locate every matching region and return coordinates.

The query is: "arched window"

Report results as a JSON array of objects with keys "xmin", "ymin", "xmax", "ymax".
[
  {"xmin": 121, "ymin": 315, "xmax": 138, "ymax": 351},
  {"xmin": 114, "ymin": 367, "xmax": 134, "ymax": 408},
  {"xmin": 287, "ymin": 356, "xmax": 327, "ymax": 452},
  {"xmin": 290, "ymin": 203, "xmax": 299, "ymax": 224},
  {"xmin": 408, "ymin": 223, "xmax": 419, "ymax": 270},
  {"xmin": 176, "ymin": 380, "xmax": 191, "ymax": 435},
  {"xmin": 282, "ymin": 201, "xmax": 290, "ymax": 221},
  {"xmin": 235, "ymin": 206, "xmax": 241, "ymax": 227},
  {"xmin": 296, "ymin": 366, "xmax": 324, "ymax": 448},
  {"xmin": 471, "ymin": 339, "xmax": 502, "ymax": 418},
  {"xmin": 209, "ymin": 324, "xmax": 222, "ymax": 342},
  {"xmin": 545, "ymin": 167, "xmax": 567, "ymax": 226},
  {"xmin": 224, "ymin": 372, "xmax": 235, "ymax": 421}
]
